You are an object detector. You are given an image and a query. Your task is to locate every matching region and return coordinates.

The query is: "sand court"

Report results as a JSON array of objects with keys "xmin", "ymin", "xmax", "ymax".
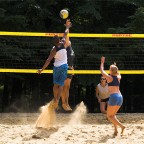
[{"xmin": 0, "ymin": 103, "xmax": 144, "ymax": 144}]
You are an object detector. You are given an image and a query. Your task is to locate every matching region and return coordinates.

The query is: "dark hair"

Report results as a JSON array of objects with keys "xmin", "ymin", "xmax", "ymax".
[
  {"xmin": 101, "ymin": 76, "xmax": 107, "ymax": 83},
  {"xmin": 53, "ymin": 35, "xmax": 60, "ymax": 45}
]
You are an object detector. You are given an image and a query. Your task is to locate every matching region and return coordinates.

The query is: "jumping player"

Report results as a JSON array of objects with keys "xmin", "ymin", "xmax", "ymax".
[
  {"xmin": 61, "ymin": 21, "xmax": 75, "ymax": 111},
  {"xmin": 37, "ymin": 19, "xmax": 72, "ymax": 109}
]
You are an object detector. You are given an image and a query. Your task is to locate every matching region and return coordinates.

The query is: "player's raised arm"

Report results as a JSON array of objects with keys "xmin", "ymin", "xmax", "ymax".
[
  {"xmin": 100, "ymin": 56, "xmax": 112, "ymax": 82},
  {"xmin": 61, "ymin": 19, "xmax": 72, "ymax": 47}
]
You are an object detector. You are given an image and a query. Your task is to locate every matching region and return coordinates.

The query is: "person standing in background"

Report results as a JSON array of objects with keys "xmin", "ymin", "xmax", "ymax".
[{"xmin": 96, "ymin": 76, "xmax": 110, "ymax": 114}]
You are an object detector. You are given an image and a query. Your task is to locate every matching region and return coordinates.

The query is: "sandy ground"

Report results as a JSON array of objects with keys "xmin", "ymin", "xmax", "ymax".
[{"xmin": 0, "ymin": 103, "xmax": 144, "ymax": 144}]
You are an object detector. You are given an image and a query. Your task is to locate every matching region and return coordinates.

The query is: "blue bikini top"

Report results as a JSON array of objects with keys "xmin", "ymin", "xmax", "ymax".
[{"xmin": 108, "ymin": 75, "xmax": 120, "ymax": 86}]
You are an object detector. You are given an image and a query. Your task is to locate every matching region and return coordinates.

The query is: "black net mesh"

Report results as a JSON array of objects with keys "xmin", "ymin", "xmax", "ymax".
[{"xmin": 0, "ymin": 36, "xmax": 144, "ymax": 71}]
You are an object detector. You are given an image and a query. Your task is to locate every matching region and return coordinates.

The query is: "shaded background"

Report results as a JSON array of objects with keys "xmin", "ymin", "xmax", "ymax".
[{"xmin": 0, "ymin": 0, "xmax": 144, "ymax": 113}]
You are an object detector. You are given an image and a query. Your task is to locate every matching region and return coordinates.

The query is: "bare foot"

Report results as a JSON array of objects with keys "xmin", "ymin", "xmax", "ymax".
[
  {"xmin": 50, "ymin": 100, "xmax": 58, "ymax": 109},
  {"xmin": 67, "ymin": 105, "xmax": 72, "ymax": 111},
  {"xmin": 121, "ymin": 126, "xmax": 126, "ymax": 135},
  {"xmin": 62, "ymin": 104, "xmax": 72, "ymax": 111},
  {"xmin": 105, "ymin": 116, "xmax": 108, "ymax": 121},
  {"xmin": 114, "ymin": 131, "xmax": 118, "ymax": 136}
]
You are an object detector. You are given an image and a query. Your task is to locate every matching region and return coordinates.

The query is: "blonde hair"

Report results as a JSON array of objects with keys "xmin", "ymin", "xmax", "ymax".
[{"xmin": 110, "ymin": 63, "xmax": 119, "ymax": 75}]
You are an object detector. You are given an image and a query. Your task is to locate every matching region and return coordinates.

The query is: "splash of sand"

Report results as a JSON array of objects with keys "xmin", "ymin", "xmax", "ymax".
[
  {"xmin": 68, "ymin": 101, "xmax": 87, "ymax": 125},
  {"xmin": 34, "ymin": 101, "xmax": 87, "ymax": 138},
  {"xmin": 35, "ymin": 100, "xmax": 56, "ymax": 129}
]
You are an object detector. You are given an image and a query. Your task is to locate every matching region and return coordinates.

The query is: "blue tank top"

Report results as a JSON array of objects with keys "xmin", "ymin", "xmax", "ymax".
[
  {"xmin": 108, "ymin": 75, "xmax": 120, "ymax": 86},
  {"xmin": 66, "ymin": 45, "xmax": 75, "ymax": 67}
]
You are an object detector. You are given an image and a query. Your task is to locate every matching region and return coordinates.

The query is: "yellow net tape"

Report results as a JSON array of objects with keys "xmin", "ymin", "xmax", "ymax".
[
  {"xmin": 1, "ymin": 31, "xmax": 144, "ymax": 38},
  {"xmin": 0, "ymin": 69, "xmax": 143, "ymax": 74},
  {"xmin": 0, "ymin": 31, "xmax": 143, "ymax": 74}
]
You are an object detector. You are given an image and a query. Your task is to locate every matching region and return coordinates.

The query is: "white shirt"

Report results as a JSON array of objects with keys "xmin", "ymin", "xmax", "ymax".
[
  {"xmin": 53, "ymin": 45, "xmax": 67, "ymax": 67},
  {"xmin": 97, "ymin": 83, "xmax": 110, "ymax": 99}
]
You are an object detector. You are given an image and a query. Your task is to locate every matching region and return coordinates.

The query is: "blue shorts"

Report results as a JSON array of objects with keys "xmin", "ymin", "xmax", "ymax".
[
  {"xmin": 53, "ymin": 64, "xmax": 68, "ymax": 86},
  {"xmin": 108, "ymin": 93, "xmax": 123, "ymax": 106}
]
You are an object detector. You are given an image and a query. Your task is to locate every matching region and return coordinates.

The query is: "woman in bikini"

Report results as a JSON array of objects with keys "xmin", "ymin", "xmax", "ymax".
[{"xmin": 100, "ymin": 56, "xmax": 125, "ymax": 136}]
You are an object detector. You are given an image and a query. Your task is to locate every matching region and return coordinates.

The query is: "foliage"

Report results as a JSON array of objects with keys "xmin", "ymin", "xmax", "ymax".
[
  {"xmin": 0, "ymin": 0, "xmax": 143, "ymax": 71},
  {"xmin": 0, "ymin": 0, "xmax": 144, "ymax": 112}
]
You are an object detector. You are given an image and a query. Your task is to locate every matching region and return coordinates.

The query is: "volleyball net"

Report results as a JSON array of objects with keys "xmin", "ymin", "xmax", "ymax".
[{"xmin": 0, "ymin": 31, "xmax": 144, "ymax": 74}]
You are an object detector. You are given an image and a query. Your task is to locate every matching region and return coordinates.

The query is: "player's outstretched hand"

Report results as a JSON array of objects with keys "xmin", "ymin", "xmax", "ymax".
[
  {"xmin": 64, "ymin": 19, "xmax": 72, "ymax": 28},
  {"xmin": 37, "ymin": 69, "xmax": 43, "ymax": 74},
  {"xmin": 101, "ymin": 56, "xmax": 105, "ymax": 64}
]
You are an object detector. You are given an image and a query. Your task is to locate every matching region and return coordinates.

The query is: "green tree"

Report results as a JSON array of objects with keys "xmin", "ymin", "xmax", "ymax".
[{"xmin": 0, "ymin": 0, "xmax": 144, "ymax": 112}]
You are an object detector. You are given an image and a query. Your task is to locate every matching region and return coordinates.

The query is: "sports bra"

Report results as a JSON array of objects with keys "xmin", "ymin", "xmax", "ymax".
[{"xmin": 108, "ymin": 75, "xmax": 120, "ymax": 86}]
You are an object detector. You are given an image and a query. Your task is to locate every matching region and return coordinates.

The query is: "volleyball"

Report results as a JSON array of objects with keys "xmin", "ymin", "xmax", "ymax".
[{"xmin": 60, "ymin": 9, "xmax": 69, "ymax": 19}]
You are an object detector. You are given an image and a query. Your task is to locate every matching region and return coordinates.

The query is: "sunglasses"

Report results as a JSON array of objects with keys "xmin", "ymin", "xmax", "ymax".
[{"xmin": 101, "ymin": 78, "xmax": 106, "ymax": 80}]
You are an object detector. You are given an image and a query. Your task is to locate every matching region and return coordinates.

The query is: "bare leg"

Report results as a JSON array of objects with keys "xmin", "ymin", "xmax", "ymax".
[
  {"xmin": 53, "ymin": 84, "xmax": 63, "ymax": 109},
  {"xmin": 100, "ymin": 102, "xmax": 107, "ymax": 114},
  {"xmin": 107, "ymin": 105, "xmax": 125, "ymax": 135},
  {"xmin": 121, "ymin": 125, "xmax": 125, "ymax": 135},
  {"xmin": 114, "ymin": 114, "xmax": 125, "ymax": 134},
  {"xmin": 53, "ymin": 84, "xmax": 58, "ymax": 102},
  {"xmin": 114, "ymin": 124, "xmax": 118, "ymax": 136},
  {"xmin": 61, "ymin": 78, "xmax": 72, "ymax": 111},
  {"xmin": 65, "ymin": 79, "xmax": 72, "ymax": 110},
  {"xmin": 57, "ymin": 85, "xmax": 63, "ymax": 101},
  {"xmin": 61, "ymin": 81, "xmax": 67, "ymax": 104}
]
